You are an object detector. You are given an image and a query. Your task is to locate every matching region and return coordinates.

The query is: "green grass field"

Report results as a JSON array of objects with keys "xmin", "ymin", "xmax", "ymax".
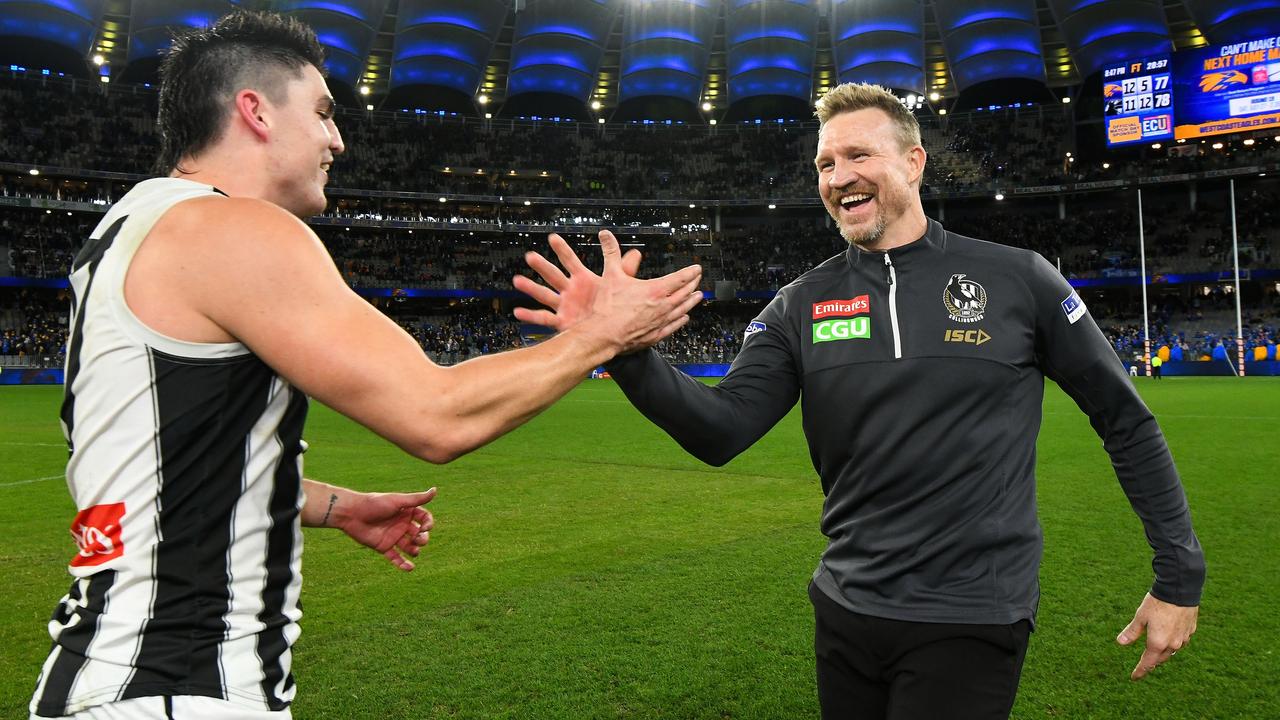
[{"xmin": 1, "ymin": 378, "xmax": 1277, "ymax": 719}]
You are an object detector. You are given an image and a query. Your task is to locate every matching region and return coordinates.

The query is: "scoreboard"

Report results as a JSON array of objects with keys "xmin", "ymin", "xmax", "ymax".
[{"xmin": 1103, "ymin": 55, "xmax": 1174, "ymax": 147}]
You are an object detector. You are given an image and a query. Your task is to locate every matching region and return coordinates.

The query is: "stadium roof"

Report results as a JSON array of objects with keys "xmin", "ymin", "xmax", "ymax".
[{"xmin": 2, "ymin": 0, "xmax": 1279, "ymax": 118}]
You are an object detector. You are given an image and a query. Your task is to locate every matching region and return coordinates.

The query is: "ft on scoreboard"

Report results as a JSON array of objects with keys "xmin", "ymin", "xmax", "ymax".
[{"xmin": 1103, "ymin": 55, "xmax": 1174, "ymax": 147}]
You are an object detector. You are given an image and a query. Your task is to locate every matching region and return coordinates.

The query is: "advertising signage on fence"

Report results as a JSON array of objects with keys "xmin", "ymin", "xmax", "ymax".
[
  {"xmin": 1174, "ymin": 34, "xmax": 1280, "ymax": 140},
  {"xmin": 1103, "ymin": 54, "xmax": 1175, "ymax": 148}
]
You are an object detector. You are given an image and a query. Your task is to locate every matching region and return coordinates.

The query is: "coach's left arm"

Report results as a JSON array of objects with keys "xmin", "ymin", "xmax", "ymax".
[
  {"xmin": 1025, "ymin": 251, "xmax": 1203, "ymax": 680},
  {"xmin": 301, "ymin": 480, "xmax": 436, "ymax": 572}
]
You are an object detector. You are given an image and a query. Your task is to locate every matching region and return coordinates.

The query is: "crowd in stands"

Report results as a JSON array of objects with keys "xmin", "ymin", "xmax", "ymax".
[
  {"xmin": 1, "ymin": 210, "xmax": 91, "ymax": 278},
  {"xmin": 0, "ymin": 289, "xmax": 67, "ymax": 364},
  {"xmin": 12, "ymin": 70, "xmax": 1280, "ymax": 204},
  {"xmin": 5, "ymin": 69, "xmax": 1280, "ymax": 369},
  {"xmin": 390, "ymin": 306, "xmax": 524, "ymax": 363}
]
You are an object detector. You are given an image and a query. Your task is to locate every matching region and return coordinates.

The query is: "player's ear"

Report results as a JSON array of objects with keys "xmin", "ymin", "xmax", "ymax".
[{"xmin": 234, "ymin": 89, "xmax": 271, "ymax": 142}]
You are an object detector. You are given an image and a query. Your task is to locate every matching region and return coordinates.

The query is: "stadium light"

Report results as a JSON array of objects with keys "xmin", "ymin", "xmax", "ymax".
[
  {"xmin": 485, "ymin": 112, "xmax": 492, "ymax": 119},
  {"xmin": 28, "ymin": 168, "xmax": 39, "ymax": 176},
  {"xmin": 598, "ymin": 118, "xmax": 605, "ymax": 124},
  {"xmin": 688, "ymin": 204, "xmax": 696, "ymax": 208},
  {"xmin": 995, "ymin": 192, "xmax": 1004, "ymax": 200},
  {"xmin": 99, "ymin": 76, "xmax": 109, "ymax": 83},
  {"xmin": 768, "ymin": 204, "xmax": 777, "ymax": 209},
  {"xmin": 359, "ymin": 85, "xmax": 370, "ymax": 96},
  {"xmin": 1068, "ymin": 157, "xmax": 1075, "ymax": 163},
  {"xmin": 477, "ymin": 94, "xmax": 489, "ymax": 105},
  {"xmin": 1151, "ymin": 143, "xmax": 1161, "ymax": 149},
  {"xmin": 523, "ymin": 200, "xmax": 531, "ymax": 206},
  {"xmin": 709, "ymin": 118, "xmax": 717, "ymax": 125},
  {"xmin": 365, "ymin": 104, "xmax": 373, "ymax": 111},
  {"xmin": 92, "ymin": 54, "xmax": 104, "ymax": 66},
  {"xmin": 1212, "ymin": 142, "xmax": 1224, "ymax": 150},
  {"xmin": 1061, "ymin": 96, "xmax": 1071, "ymax": 104},
  {"xmin": 1243, "ymin": 138, "xmax": 1255, "ymax": 146},
  {"xmin": 591, "ymin": 100, "xmax": 602, "ymax": 110},
  {"xmin": 1102, "ymin": 162, "xmax": 1110, "ymax": 169},
  {"xmin": 438, "ymin": 197, "xmax": 447, "ymax": 202},
  {"xmin": 929, "ymin": 91, "xmax": 940, "ymax": 102},
  {"xmin": 938, "ymin": 109, "xmax": 947, "ymax": 115},
  {"xmin": 702, "ymin": 102, "xmax": 712, "ymax": 112}
]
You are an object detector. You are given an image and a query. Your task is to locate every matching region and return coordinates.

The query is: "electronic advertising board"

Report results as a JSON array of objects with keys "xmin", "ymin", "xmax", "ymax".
[
  {"xmin": 1174, "ymin": 33, "xmax": 1280, "ymax": 140},
  {"xmin": 1103, "ymin": 54, "xmax": 1174, "ymax": 147}
]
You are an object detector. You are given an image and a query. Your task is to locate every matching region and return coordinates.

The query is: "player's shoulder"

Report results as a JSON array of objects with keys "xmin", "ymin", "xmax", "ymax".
[
  {"xmin": 154, "ymin": 193, "xmax": 322, "ymax": 264},
  {"xmin": 163, "ymin": 194, "xmax": 308, "ymax": 237}
]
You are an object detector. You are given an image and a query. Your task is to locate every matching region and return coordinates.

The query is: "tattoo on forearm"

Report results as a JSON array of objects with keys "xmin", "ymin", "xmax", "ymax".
[{"xmin": 321, "ymin": 493, "xmax": 338, "ymax": 526}]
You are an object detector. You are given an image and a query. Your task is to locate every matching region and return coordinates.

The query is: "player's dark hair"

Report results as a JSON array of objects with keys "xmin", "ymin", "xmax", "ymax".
[{"xmin": 153, "ymin": 10, "xmax": 326, "ymax": 175}]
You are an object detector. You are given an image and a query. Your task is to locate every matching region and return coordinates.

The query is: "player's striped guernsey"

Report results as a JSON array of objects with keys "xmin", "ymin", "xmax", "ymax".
[{"xmin": 31, "ymin": 178, "xmax": 309, "ymax": 717}]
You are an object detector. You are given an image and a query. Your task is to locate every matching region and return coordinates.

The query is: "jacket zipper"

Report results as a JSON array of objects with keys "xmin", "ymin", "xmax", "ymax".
[{"xmin": 884, "ymin": 253, "xmax": 902, "ymax": 359}]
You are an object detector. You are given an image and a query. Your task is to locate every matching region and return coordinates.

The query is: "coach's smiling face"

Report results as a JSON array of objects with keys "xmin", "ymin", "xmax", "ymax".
[{"xmin": 815, "ymin": 107, "xmax": 926, "ymax": 252}]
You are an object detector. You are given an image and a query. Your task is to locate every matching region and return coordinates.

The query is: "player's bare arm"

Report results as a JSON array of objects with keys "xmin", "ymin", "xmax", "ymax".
[{"xmin": 126, "ymin": 195, "xmax": 702, "ymax": 463}]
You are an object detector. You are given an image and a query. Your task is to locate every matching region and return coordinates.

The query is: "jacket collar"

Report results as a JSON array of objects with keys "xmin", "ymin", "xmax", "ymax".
[{"xmin": 845, "ymin": 217, "xmax": 948, "ymax": 267}]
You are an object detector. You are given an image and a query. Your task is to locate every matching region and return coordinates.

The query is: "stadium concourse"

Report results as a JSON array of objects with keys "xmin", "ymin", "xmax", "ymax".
[{"xmin": 2, "ymin": 72, "xmax": 1279, "ymax": 378}]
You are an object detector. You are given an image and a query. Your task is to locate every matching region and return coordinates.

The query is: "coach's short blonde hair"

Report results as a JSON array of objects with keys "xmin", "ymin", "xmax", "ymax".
[{"xmin": 815, "ymin": 83, "xmax": 922, "ymax": 151}]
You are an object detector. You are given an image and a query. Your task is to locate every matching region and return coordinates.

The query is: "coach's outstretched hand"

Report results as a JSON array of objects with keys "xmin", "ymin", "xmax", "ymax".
[
  {"xmin": 1116, "ymin": 592, "xmax": 1199, "ymax": 680},
  {"xmin": 513, "ymin": 230, "xmax": 702, "ymax": 355}
]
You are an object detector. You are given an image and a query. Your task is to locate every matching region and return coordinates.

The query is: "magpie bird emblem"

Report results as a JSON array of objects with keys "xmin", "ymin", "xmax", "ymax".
[{"xmin": 943, "ymin": 273, "xmax": 987, "ymax": 323}]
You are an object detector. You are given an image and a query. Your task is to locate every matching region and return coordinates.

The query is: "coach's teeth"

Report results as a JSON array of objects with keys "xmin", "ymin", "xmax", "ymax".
[
  {"xmin": 841, "ymin": 193, "xmax": 872, "ymax": 205},
  {"xmin": 320, "ymin": 163, "xmax": 331, "ymax": 172}
]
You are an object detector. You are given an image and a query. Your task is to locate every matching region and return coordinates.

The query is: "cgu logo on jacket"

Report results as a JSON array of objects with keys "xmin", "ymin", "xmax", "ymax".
[
  {"xmin": 943, "ymin": 273, "xmax": 987, "ymax": 323},
  {"xmin": 812, "ymin": 294, "xmax": 870, "ymax": 343}
]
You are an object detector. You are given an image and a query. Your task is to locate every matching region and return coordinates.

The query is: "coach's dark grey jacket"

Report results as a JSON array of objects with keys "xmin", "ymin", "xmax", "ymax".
[{"xmin": 608, "ymin": 218, "xmax": 1204, "ymax": 625}]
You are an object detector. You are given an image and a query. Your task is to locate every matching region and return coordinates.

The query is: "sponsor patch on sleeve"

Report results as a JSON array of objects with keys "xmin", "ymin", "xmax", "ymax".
[
  {"xmin": 1061, "ymin": 291, "xmax": 1087, "ymax": 325},
  {"xmin": 69, "ymin": 502, "xmax": 126, "ymax": 567},
  {"xmin": 744, "ymin": 320, "xmax": 767, "ymax": 338}
]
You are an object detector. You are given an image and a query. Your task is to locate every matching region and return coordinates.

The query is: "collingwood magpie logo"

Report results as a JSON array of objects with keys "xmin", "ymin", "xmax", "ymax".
[{"xmin": 943, "ymin": 273, "xmax": 987, "ymax": 323}]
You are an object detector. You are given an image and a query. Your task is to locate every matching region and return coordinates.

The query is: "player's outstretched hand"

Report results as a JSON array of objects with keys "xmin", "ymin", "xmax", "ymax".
[
  {"xmin": 512, "ymin": 230, "xmax": 702, "ymax": 354},
  {"xmin": 1116, "ymin": 592, "xmax": 1198, "ymax": 680},
  {"xmin": 337, "ymin": 488, "xmax": 437, "ymax": 572}
]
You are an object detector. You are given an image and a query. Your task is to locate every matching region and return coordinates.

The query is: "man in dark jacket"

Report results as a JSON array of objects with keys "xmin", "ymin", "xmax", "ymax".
[{"xmin": 515, "ymin": 82, "xmax": 1203, "ymax": 720}]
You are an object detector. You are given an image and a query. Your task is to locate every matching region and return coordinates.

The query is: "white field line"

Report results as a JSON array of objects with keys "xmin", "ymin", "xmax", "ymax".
[{"xmin": 0, "ymin": 473, "xmax": 64, "ymax": 488}]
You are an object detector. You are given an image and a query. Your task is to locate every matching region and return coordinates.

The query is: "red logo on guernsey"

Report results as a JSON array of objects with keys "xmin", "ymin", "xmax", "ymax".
[
  {"xmin": 813, "ymin": 295, "xmax": 870, "ymax": 319},
  {"xmin": 69, "ymin": 503, "xmax": 125, "ymax": 567}
]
